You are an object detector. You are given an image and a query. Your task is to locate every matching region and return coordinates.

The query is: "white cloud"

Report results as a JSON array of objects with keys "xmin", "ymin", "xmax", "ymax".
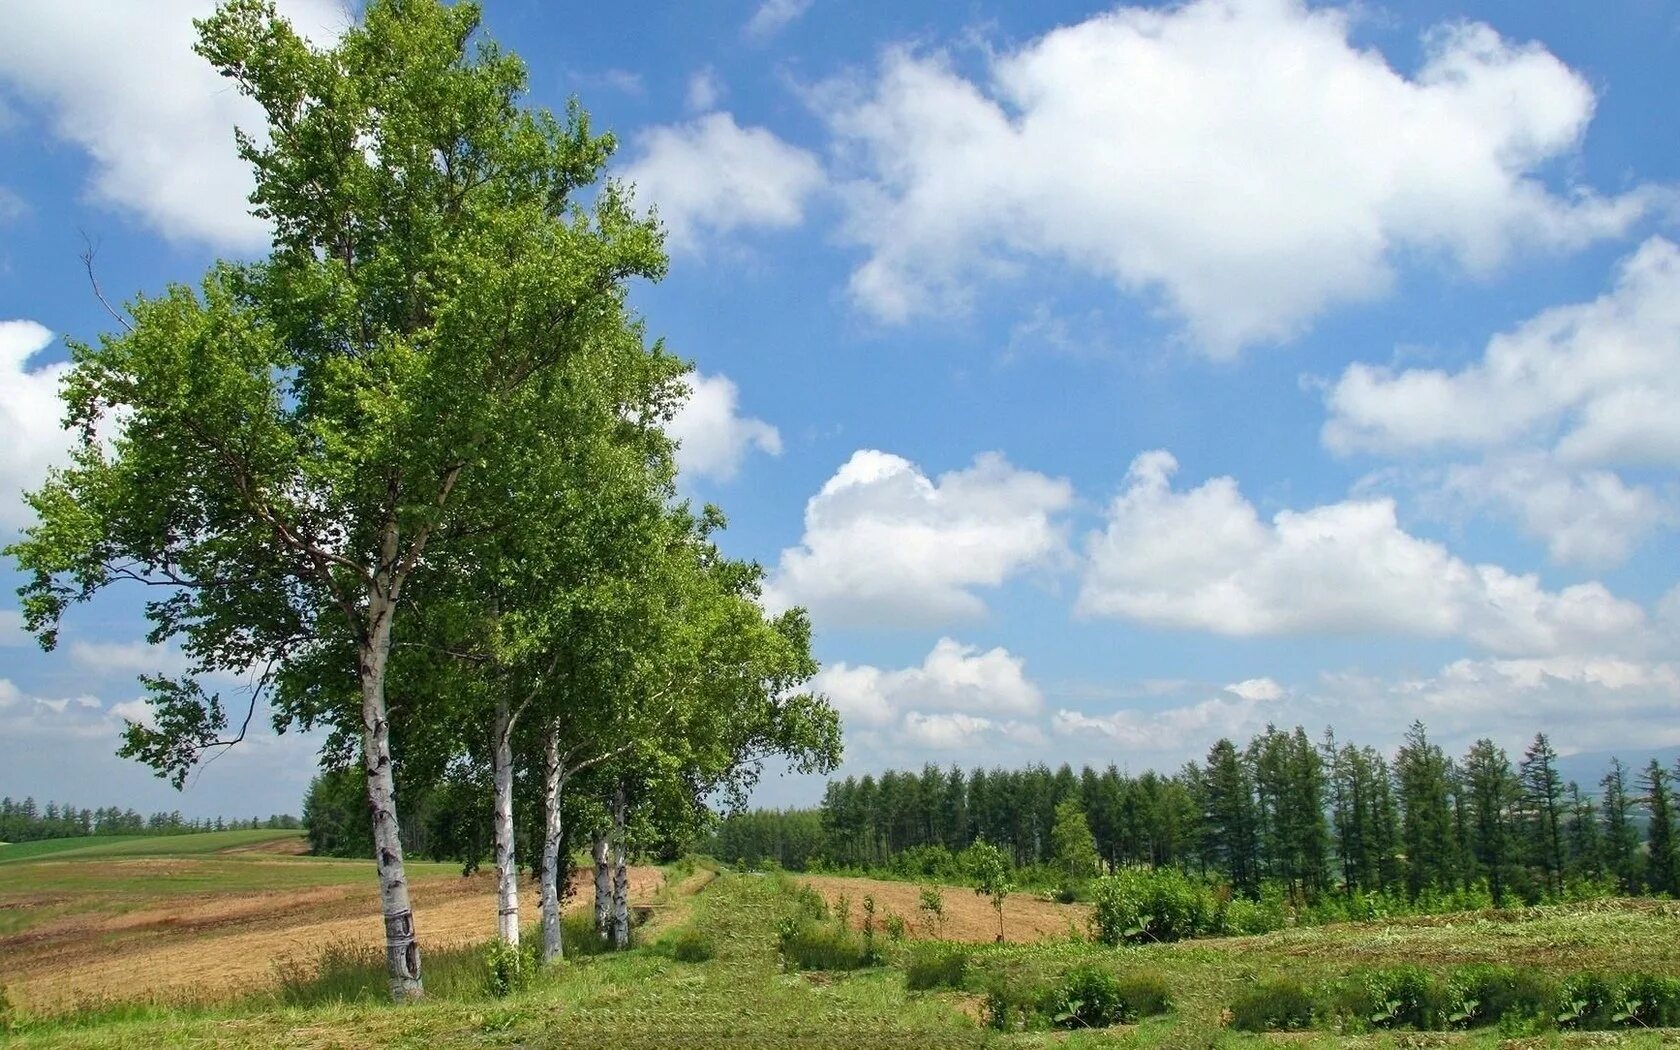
[
  {"xmin": 668, "ymin": 372, "xmax": 781, "ymax": 482},
  {"xmin": 1325, "ymin": 238, "xmax": 1680, "ymax": 464},
  {"xmin": 0, "ymin": 320, "xmax": 72, "ymax": 532},
  {"xmin": 902, "ymin": 712, "xmax": 996, "ymax": 750},
  {"xmin": 745, "ymin": 0, "xmax": 812, "ymax": 41},
  {"xmin": 1053, "ymin": 689, "xmax": 1280, "ymax": 753},
  {"xmin": 686, "ymin": 67, "xmax": 724, "ymax": 112},
  {"xmin": 1436, "ymin": 457, "xmax": 1673, "ymax": 568},
  {"xmin": 623, "ymin": 113, "xmax": 824, "ymax": 254},
  {"xmin": 0, "ymin": 1, "xmax": 348, "ymax": 251},
  {"xmin": 1079, "ymin": 450, "xmax": 1649, "ymax": 655},
  {"xmin": 765, "ymin": 450, "xmax": 1072, "ymax": 626},
  {"xmin": 1226, "ymin": 677, "xmax": 1285, "ymax": 702},
  {"xmin": 811, "ymin": 638, "xmax": 1042, "ymax": 729},
  {"xmin": 822, "ymin": 0, "xmax": 1652, "ymax": 354},
  {"xmin": 0, "ymin": 185, "xmax": 25, "ymax": 223}
]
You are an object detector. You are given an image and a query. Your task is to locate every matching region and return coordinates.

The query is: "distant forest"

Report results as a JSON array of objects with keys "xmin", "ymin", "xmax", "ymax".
[
  {"xmin": 0, "ymin": 798, "xmax": 300, "ymax": 843},
  {"xmin": 710, "ymin": 722, "xmax": 1680, "ymax": 905}
]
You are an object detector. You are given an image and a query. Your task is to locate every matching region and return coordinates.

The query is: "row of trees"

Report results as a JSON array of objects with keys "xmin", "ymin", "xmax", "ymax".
[
  {"xmin": 716, "ymin": 723, "xmax": 1680, "ymax": 904},
  {"xmin": 6, "ymin": 0, "xmax": 837, "ymax": 1001},
  {"xmin": 0, "ymin": 797, "xmax": 298, "ymax": 842}
]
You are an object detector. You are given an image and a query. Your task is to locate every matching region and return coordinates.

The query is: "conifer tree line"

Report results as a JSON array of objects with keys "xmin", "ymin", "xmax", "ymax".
[
  {"xmin": 5, "ymin": 0, "xmax": 839, "ymax": 1000},
  {"xmin": 714, "ymin": 722, "xmax": 1680, "ymax": 904},
  {"xmin": 0, "ymin": 798, "xmax": 299, "ymax": 843}
]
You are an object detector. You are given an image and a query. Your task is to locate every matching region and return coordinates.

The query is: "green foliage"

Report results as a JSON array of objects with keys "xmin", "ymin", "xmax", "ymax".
[
  {"xmin": 0, "ymin": 984, "xmax": 14, "ymax": 1034},
  {"xmin": 1228, "ymin": 977, "xmax": 1316, "ymax": 1032},
  {"xmin": 1049, "ymin": 799, "xmax": 1100, "ymax": 881},
  {"xmin": 483, "ymin": 939, "xmax": 529, "ymax": 999},
  {"xmin": 1440, "ymin": 964, "xmax": 1554, "ymax": 1030},
  {"xmin": 903, "ymin": 943, "xmax": 968, "ymax": 991},
  {"xmin": 561, "ymin": 910, "xmax": 618, "ymax": 957},
  {"xmin": 1554, "ymin": 972, "xmax": 1619, "ymax": 1030},
  {"xmin": 775, "ymin": 917, "xmax": 872, "ymax": 971},
  {"xmin": 1089, "ymin": 867, "xmax": 1216, "ymax": 944},
  {"xmin": 916, "ymin": 884, "xmax": 946, "ymax": 937},
  {"xmin": 1048, "ymin": 967, "xmax": 1173, "ymax": 1029},
  {"xmin": 1334, "ymin": 964, "xmax": 1439, "ymax": 1030},
  {"xmin": 668, "ymin": 927, "xmax": 715, "ymax": 963},
  {"xmin": 966, "ymin": 840, "xmax": 1013, "ymax": 940}
]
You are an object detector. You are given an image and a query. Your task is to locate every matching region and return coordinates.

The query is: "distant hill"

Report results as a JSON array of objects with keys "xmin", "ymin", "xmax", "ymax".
[{"xmin": 1555, "ymin": 745, "xmax": 1680, "ymax": 793}]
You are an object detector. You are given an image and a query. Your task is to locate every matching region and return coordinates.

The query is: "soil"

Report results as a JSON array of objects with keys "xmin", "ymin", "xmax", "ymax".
[
  {"xmin": 1, "ymin": 860, "xmax": 665, "ymax": 1009},
  {"xmin": 798, "ymin": 875, "xmax": 1091, "ymax": 943}
]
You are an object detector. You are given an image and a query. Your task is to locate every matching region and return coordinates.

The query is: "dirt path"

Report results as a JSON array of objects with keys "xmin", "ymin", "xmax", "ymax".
[
  {"xmin": 4, "ymin": 864, "xmax": 664, "ymax": 1010},
  {"xmin": 798, "ymin": 875, "xmax": 1091, "ymax": 943}
]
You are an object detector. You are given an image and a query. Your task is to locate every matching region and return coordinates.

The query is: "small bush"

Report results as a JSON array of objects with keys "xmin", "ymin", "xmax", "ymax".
[
  {"xmin": 777, "ymin": 917, "xmax": 872, "ymax": 971},
  {"xmin": 1229, "ymin": 977, "xmax": 1317, "ymax": 1032},
  {"xmin": 904, "ymin": 943, "xmax": 968, "ymax": 991},
  {"xmin": 1441, "ymin": 965, "xmax": 1554, "ymax": 1030},
  {"xmin": 882, "ymin": 911, "xmax": 908, "ymax": 941},
  {"xmin": 1335, "ymin": 965, "xmax": 1440, "ymax": 1031},
  {"xmin": 792, "ymin": 882, "xmax": 829, "ymax": 921},
  {"xmin": 0, "ymin": 984, "xmax": 15, "ymax": 1034},
  {"xmin": 484, "ymin": 938, "xmax": 528, "ymax": 999},
  {"xmin": 669, "ymin": 927, "xmax": 716, "ymax": 963},
  {"xmin": 1051, "ymin": 966, "xmax": 1126, "ymax": 1029},
  {"xmin": 1556, "ymin": 972, "xmax": 1619, "ymax": 1031},
  {"xmin": 983, "ymin": 977, "xmax": 1054, "ymax": 1032},
  {"xmin": 1090, "ymin": 868, "xmax": 1215, "ymax": 945}
]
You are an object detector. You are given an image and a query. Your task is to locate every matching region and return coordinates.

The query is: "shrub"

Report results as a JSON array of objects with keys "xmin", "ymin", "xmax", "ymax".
[
  {"xmin": 1334, "ymin": 965, "xmax": 1439, "ymax": 1030},
  {"xmin": 882, "ymin": 911, "xmax": 908, "ymax": 941},
  {"xmin": 1044, "ymin": 967, "xmax": 1173, "ymax": 1030},
  {"xmin": 917, "ymin": 884, "xmax": 947, "ymax": 938},
  {"xmin": 1556, "ymin": 972, "xmax": 1619, "ymax": 1031},
  {"xmin": 793, "ymin": 882, "xmax": 830, "ymax": 921},
  {"xmin": 1615, "ymin": 973, "xmax": 1680, "ymax": 1028},
  {"xmin": 669, "ymin": 927, "xmax": 715, "ymax": 963},
  {"xmin": 983, "ymin": 977, "xmax": 1053, "ymax": 1032},
  {"xmin": 484, "ymin": 937, "xmax": 529, "ymax": 999},
  {"xmin": 1440, "ymin": 965, "xmax": 1554, "ymax": 1030},
  {"xmin": 1222, "ymin": 892, "xmax": 1286, "ymax": 935},
  {"xmin": 1228, "ymin": 977, "xmax": 1317, "ymax": 1032},
  {"xmin": 905, "ymin": 943, "xmax": 969, "ymax": 991},
  {"xmin": 1090, "ymin": 868, "xmax": 1214, "ymax": 945},
  {"xmin": 777, "ymin": 917, "xmax": 872, "ymax": 971}
]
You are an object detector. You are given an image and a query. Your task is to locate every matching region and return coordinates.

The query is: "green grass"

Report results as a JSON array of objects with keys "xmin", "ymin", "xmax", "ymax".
[
  {"xmin": 0, "ymin": 829, "xmax": 306, "ymax": 864},
  {"xmin": 4, "ymin": 873, "xmax": 1680, "ymax": 1048}
]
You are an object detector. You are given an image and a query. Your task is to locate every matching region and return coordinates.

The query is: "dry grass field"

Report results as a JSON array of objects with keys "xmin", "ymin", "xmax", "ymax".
[
  {"xmin": 798, "ymin": 874, "xmax": 1090, "ymax": 942},
  {"xmin": 0, "ymin": 832, "xmax": 665, "ymax": 1011}
]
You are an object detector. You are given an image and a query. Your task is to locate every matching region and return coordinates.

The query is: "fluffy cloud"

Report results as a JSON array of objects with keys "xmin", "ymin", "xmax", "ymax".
[
  {"xmin": 822, "ymin": 0, "xmax": 1651, "ymax": 353},
  {"xmin": 1325, "ymin": 238, "xmax": 1680, "ymax": 567},
  {"xmin": 0, "ymin": 1, "xmax": 348, "ymax": 251},
  {"xmin": 667, "ymin": 372, "xmax": 782, "ymax": 482},
  {"xmin": 765, "ymin": 450, "xmax": 1072, "ymax": 626},
  {"xmin": 1435, "ymin": 457, "xmax": 1674, "ymax": 568},
  {"xmin": 1052, "ymin": 681, "xmax": 1283, "ymax": 754},
  {"xmin": 0, "ymin": 320, "xmax": 72, "ymax": 532},
  {"xmin": 811, "ymin": 638, "xmax": 1042, "ymax": 728},
  {"xmin": 686, "ymin": 67, "xmax": 724, "ymax": 112},
  {"xmin": 1325, "ymin": 238, "xmax": 1680, "ymax": 464},
  {"xmin": 1079, "ymin": 451, "xmax": 1648, "ymax": 655},
  {"xmin": 744, "ymin": 0, "xmax": 812, "ymax": 41},
  {"xmin": 813, "ymin": 639, "xmax": 1047, "ymax": 754},
  {"xmin": 622, "ymin": 113, "xmax": 824, "ymax": 253}
]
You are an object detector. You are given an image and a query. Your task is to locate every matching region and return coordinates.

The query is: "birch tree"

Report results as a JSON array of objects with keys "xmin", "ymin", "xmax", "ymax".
[{"xmin": 7, "ymin": 0, "xmax": 666, "ymax": 1000}]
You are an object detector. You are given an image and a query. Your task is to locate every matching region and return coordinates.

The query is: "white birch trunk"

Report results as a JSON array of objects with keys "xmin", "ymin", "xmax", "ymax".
[
  {"xmin": 591, "ymin": 832, "xmax": 611, "ymax": 942},
  {"xmin": 611, "ymin": 783, "xmax": 630, "ymax": 949},
  {"xmin": 540, "ymin": 723, "xmax": 565, "ymax": 964},
  {"xmin": 492, "ymin": 694, "xmax": 519, "ymax": 946},
  {"xmin": 361, "ymin": 589, "xmax": 423, "ymax": 1001}
]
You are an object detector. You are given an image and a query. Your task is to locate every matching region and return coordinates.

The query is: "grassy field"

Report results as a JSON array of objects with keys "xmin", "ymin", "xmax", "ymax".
[
  {"xmin": 0, "ymin": 828, "xmax": 307, "ymax": 864},
  {"xmin": 4, "ymin": 853, "xmax": 1680, "ymax": 1047}
]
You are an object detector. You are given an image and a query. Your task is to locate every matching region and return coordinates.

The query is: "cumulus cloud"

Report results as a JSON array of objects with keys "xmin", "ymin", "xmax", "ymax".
[
  {"xmin": 68, "ymin": 640, "xmax": 192, "ymax": 678},
  {"xmin": 0, "ymin": 0, "xmax": 348, "ymax": 251},
  {"xmin": 812, "ymin": 638, "xmax": 1047, "ymax": 754},
  {"xmin": 821, "ymin": 0, "xmax": 1651, "ymax": 354},
  {"xmin": 1324, "ymin": 238, "xmax": 1680, "ymax": 567},
  {"xmin": 1325, "ymin": 238, "xmax": 1680, "ymax": 464},
  {"xmin": 668, "ymin": 372, "xmax": 782, "ymax": 483},
  {"xmin": 1053, "ymin": 689, "xmax": 1281, "ymax": 754},
  {"xmin": 765, "ymin": 450, "xmax": 1073, "ymax": 626},
  {"xmin": 744, "ymin": 0, "xmax": 812, "ymax": 41},
  {"xmin": 1079, "ymin": 450, "xmax": 1649, "ymax": 655},
  {"xmin": 0, "ymin": 320, "xmax": 72, "ymax": 532},
  {"xmin": 811, "ymin": 638, "xmax": 1042, "ymax": 728},
  {"xmin": 622, "ymin": 113, "xmax": 824, "ymax": 253}
]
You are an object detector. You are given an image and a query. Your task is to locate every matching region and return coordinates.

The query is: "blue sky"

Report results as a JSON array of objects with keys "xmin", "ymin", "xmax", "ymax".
[{"xmin": 2, "ymin": 0, "xmax": 1678, "ymax": 818}]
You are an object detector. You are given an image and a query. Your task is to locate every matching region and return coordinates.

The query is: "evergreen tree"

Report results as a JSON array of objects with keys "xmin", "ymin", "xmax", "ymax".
[
  {"xmin": 1462, "ymin": 739, "xmax": 1519, "ymax": 904},
  {"xmin": 1518, "ymin": 733, "xmax": 1566, "ymax": 895},
  {"xmin": 1396, "ymin": 722, "xmax": 1456, "ymax": 899},
  {"xmin": 1201, "ymin": 739, "xmax": 1261, "ymax": 894},
  {"xmin": 1641, "ymin": 760, "xmax": 1678, "ymax": 896},
  {"xmin": 1600, "ymin": 759, "xmax": 1642, "ymax": 892},
  {"xmin": 1563, "ymin": 782, "xmax": 1603, "ymax": 881}
]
